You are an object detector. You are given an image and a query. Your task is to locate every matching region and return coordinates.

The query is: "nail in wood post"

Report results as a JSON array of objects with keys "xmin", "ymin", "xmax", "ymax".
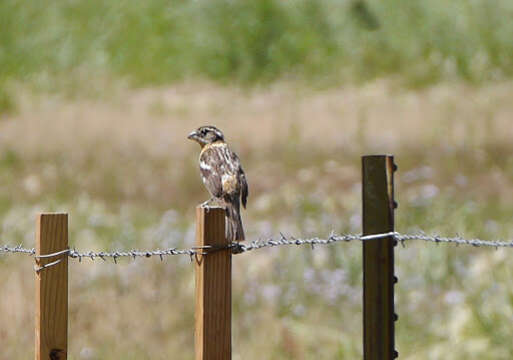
[
  {"xmin": 362, "ymin": 155, "xmax": 397, "ymax": 360},
  {"xmin": 35, "ymin": 213, "xmax": 68, "ymax": 360},
  {"xmin": 195, "ymin": 206, "xmax": 231, "ymax": 360}
]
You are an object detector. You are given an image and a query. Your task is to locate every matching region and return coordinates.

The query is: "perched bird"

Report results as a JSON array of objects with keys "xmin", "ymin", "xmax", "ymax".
[{"xmin": 188, "ymin": 126, "xmax": 248, "ymax": 241}]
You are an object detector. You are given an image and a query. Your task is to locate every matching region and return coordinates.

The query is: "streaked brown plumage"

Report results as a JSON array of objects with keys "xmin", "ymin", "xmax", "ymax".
[{"xmin": 188, "ymin": 126, "xmax": 248, "ymax": 241}]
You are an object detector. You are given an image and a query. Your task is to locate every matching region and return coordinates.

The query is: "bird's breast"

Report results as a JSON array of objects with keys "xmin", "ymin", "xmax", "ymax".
[{"xmin": 221, "ymin": 173, "xmax": 238, "ymax": 195}]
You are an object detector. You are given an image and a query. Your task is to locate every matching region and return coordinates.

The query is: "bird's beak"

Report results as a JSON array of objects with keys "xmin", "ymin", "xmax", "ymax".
[{"xmin": 187, "ymin": 131, "xmax": 198, "ymax": 141}]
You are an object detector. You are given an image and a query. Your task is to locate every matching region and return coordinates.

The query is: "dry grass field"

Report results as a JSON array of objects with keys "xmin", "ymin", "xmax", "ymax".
[{"xmin": 1, "ymin": 81, "xmax": 513, "ymax": 359}]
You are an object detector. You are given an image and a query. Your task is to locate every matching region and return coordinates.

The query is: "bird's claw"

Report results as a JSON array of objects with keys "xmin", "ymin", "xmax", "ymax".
[{"xmin": 200, "ymin": 198, "xmax": 217, "ymax": 211}]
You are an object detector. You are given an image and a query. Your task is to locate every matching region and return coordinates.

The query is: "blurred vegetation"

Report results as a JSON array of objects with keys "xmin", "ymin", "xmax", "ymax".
[
  {"xmin": 1, "ymin": 0, "xmax": 513, "ymax": 358},
  {"xmin": 1, "ymin": 83, "xmax": 513, "ymax": 358},
  {"xmin": 1, "ymin": 0, "xmax": 513, "ymax": 95}
]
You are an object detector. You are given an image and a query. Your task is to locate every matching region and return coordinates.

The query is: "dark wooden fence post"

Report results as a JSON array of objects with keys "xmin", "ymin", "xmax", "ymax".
[
  {"xmin": 362, "ymin": 155, "xmax": 398, "ymax": 360},
  {"xmin": 195, "ymin": 206, "xmax": 231, "ymax": 360},
  {"xmin": 35, "ymin": 213, "xmax": 68, "ymax": 360}
]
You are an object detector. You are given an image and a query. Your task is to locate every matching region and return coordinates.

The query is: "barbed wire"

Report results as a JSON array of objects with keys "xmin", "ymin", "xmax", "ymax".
[
  {"xmin": 236, "ymin": 231, "xmax": 396, "ymax": 253},
  {"xmin": 1, "ymin": 244, "xmax": 198, "ymax": 263},
  {"xmin": 0, "ymin": 232, "xmax": 397, "ymax": 264},
  {"xmin": 1, "ymin": 245, "xmax": 36, "ymax": 255},
  {"xmin": 3, "ymin": 231, "xmax": 513, "ymax": 268},
  {"xmin": 395, "ymin": 233, "xmax": 513, "ymax": 249},
  {"xmin": 68, "ymin": 248, "xmax": 198, "ymax": 263}
]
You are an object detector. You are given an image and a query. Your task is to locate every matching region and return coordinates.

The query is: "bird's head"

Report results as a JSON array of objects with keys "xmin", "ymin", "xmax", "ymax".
[{"xmin": 187, "ymin": 126, "xmax": 225, "ymax": 147}]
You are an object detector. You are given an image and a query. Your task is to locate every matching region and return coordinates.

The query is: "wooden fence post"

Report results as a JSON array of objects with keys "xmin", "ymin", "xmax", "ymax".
[
  {"xmin": 362, "ymin": 155, "xmax": 398, "ymax": 360},
  {"xmin": 195, "ymin": 206, "xmax": 231, "ymax": 360},
  {"xmin": 35, "ymin": 213, "xmax": 68, "ymax": 360}
]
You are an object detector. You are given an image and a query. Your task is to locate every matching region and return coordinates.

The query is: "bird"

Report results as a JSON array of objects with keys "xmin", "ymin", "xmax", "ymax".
[{"xmin": 188, "ymin": 126, "xmax": 248, "ymax": 241}]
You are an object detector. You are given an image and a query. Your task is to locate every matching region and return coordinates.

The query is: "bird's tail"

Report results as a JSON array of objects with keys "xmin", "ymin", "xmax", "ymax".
[{"xmin": 226, "ymin": 201, "xmax": 244, "ymax": 241}]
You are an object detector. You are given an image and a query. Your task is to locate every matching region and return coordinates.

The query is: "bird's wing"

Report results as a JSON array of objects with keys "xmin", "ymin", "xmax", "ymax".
[
  {"xmin": 239, "ymin": 168, "xmax": 248, "ymax": 208},
  {"xmin": 199, "ymin": 147, "xmax": 224, "ymax": 198},
  {"xmin": 225, "ymin": 147, "xmax": 248, "ymax": 208}
]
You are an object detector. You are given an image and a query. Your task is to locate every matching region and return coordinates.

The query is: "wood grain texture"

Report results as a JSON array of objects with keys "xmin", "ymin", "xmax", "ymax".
[
  {"xmin": 362, "ymin": 156, "xmax": 396, "ymax": 360},
  {"xmin": 195, "ymin": 207, "xmax": 231, "ymax": 360},
  {"xmin": 35, "ymin": 213, "xmax": 68, "ymax": 360}
]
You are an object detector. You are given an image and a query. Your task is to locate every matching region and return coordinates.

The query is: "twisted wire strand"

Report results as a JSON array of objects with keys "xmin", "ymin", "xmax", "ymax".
[
  {"xmin": 236, "ymin": 231, "xmax": 396, "ymax": 253},
  {"xmin": 396, "ymin": 233, "xmax": 513, "ymax": 249},
  {"xmin": 1, "ymin": 245, "xmax": 36, "ymax": 255},
  {"xmin": 68, "ymin": 248, "xmax": 197, "ymax": 263}
]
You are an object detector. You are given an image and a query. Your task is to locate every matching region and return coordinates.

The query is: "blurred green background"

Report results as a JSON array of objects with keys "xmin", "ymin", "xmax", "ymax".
[{"xmin": 1, "ymin": 0, "xmax": 513, "ymax": 359}]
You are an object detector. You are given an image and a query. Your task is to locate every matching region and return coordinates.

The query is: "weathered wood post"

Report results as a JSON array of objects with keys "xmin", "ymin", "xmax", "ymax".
[
  {"xmin": 35, "ymin": 213, "xmax": 69, "ymax": 360},
  {"xmin": 362, "ymin": 155, "xmax": 398, "ymax": 359},
  {"xmin": 195, "ymin": 206, "xmax": 231, "ymax": 360}
]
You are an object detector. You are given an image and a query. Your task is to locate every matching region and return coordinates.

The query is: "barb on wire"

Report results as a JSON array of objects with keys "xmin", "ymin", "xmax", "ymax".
[{"xmin": 3, "ymin": 231, "xmax": 513, "ymax": 265}]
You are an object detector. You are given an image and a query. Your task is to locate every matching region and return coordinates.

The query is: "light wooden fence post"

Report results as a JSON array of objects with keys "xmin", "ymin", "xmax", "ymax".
[
  {"xmin": 35, "ymin": 213, "xmax": 68, "ymax": 360},
  {"xmin": 362, "ymin": 155, "xmax": 398, "ymax": 360},
  {"xmin": 195, "ymin": 206, "xmax": 231, "ymax": 360}
]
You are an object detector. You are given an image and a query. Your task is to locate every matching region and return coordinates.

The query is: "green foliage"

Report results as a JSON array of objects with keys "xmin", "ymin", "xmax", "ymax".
[
  {"xmin": 0, "ymin": 85, "xmax": 15, "ymax": 115},
  {"xmin": 1, "ymin": 0, "xmax": 513, "ymax": 89}
]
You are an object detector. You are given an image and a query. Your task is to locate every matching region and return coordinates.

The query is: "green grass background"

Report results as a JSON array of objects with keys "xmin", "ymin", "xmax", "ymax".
[{"xmin": 1, "ymin": 0, "xmax": 513, "ymax": 95}]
